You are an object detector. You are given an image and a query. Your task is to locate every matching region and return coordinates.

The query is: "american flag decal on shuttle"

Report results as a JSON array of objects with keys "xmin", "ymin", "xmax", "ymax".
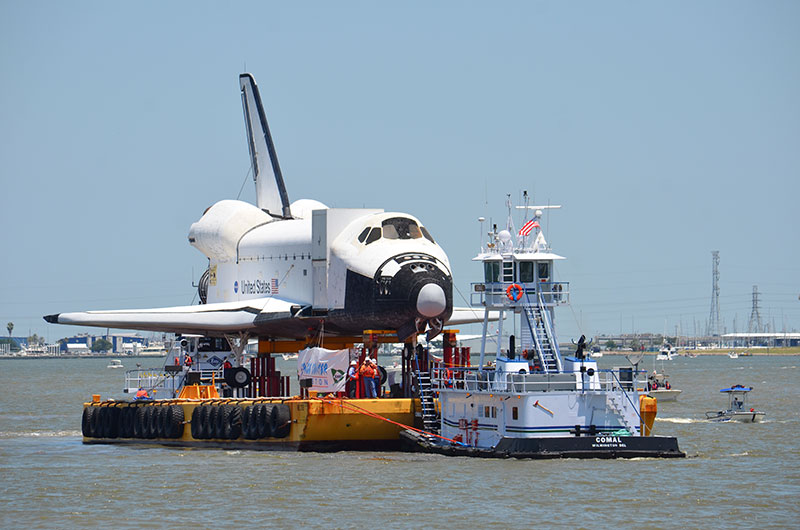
[{"xmin": 271, "ymin": 278, "xmax": 279, "ymax": 294}]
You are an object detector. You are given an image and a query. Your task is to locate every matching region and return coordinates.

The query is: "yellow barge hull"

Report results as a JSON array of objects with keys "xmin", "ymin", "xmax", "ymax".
[{"xmin": 80, "ymin": 397, "xmax": 422, "ymax": 452}]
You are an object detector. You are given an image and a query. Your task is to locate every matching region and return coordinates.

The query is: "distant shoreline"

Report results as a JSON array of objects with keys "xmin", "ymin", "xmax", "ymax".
[
  {"xmin": 0, "ymin": 354, "xmax": 167, "ymax": 360},
  {"xmin": 602, "ymin": 347, "xmax": 800, "ymax": 356},
  {"xmin": 2, "ymin": 348, "xmax": 799, "ymax": 360}
]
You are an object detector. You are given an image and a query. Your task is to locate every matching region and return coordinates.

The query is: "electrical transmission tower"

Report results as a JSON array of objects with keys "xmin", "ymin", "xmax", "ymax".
[
  {"xmin": 707, "ymin": 251, "xmax": 720, "ymax": 336},
  {"xmin": 748, "ymin": 285, "xmax": 762, "ymax": 333}
]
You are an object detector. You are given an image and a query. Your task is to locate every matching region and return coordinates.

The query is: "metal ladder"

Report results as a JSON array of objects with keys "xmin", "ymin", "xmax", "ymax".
[
  {"xmin": 413, "ymin": 353, "xmax": 439, "ymax": 433},
  {"xmin": 606, "ymin": 393, "xmax": 640, "ymax": 435},
  {"xmin": 521, "ymin": 294, "xmax": 560, "ymax": 373}
]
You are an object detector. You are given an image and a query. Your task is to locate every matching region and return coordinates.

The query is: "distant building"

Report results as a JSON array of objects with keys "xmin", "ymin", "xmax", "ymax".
[{"xmin": 722, "ymin": 332, "xmax": 800, "ymax": 348}]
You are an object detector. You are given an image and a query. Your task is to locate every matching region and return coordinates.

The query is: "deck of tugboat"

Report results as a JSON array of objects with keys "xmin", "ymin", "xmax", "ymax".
[{"xmin": 430, "ymin": 362, "xmax": 640, "ymax": 394}]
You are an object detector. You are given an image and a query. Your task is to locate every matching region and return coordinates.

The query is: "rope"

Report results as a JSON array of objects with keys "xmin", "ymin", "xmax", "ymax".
[{"xmin": 312, "ymin": 397, "xmax": 467, "ymax": 447}]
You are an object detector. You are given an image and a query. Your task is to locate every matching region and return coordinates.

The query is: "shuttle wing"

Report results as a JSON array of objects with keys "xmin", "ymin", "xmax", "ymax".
[{"xmin": 44, "ymin": 297, "xmax": 302, "ymax": 336}]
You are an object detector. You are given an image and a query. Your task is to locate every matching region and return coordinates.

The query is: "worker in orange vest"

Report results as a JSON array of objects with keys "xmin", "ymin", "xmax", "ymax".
[
  {"xmin": 135, "ymin": 388, "xmax": 149, "ymax": 400},
  {"xmin": 360, "ymin": 358, "xmax": 377, "ymax": 398}
]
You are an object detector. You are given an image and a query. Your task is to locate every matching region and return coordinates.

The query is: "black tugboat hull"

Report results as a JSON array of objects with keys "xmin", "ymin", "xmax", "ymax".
[{"xmin": 400, "ymin": 430, "xmax": 685, "ymax": 459}]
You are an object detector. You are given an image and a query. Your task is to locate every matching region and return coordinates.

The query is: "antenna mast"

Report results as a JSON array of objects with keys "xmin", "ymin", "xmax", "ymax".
[{"xmin": 707, "ymin": 251, "xmax": 720, "ymax": 336}]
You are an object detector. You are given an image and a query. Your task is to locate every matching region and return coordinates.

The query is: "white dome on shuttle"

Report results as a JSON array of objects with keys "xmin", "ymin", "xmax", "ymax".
[{"xmin": 290, "ymin": 199, "xmax": 328, "ymax": 219}]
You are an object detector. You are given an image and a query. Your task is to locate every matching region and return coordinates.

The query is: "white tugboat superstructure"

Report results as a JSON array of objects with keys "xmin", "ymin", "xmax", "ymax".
[{"xmin": 401, "ymin": 194, "xmax": 684, "ymax": 458}]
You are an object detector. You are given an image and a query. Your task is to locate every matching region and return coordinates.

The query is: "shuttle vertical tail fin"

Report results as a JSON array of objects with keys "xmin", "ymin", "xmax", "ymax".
[{"xmin": 239, "ymin": 73, "xmax": 292, "ymax": 218}]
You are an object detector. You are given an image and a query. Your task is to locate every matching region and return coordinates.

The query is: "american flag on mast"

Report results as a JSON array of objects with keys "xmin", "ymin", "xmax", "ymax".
[{"xmin": 518, "ymin": 219, "xmax": 540, "ymax": 237}]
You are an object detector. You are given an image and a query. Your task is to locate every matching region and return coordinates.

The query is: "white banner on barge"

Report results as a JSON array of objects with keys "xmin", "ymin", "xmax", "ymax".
[{"xmin": 297, "ymin": 347, "xmax": 349, "ymax": 393}]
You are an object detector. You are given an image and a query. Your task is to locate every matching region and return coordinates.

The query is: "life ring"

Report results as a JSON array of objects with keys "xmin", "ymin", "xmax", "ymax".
[{"xmin": 506, "ymin": 283, "xmax": 523, "ymax": 302}]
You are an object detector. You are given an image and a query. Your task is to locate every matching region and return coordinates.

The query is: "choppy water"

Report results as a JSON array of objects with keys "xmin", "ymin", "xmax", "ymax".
[{"xmin": 1, "ymin": 355, "xmax": 799, "ymax": 529}]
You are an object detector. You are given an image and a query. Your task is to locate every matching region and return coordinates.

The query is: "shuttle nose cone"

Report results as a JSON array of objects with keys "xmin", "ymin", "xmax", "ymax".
[{"xmin": 416, "ymin": 283, "xmax": 446, "ymax": 318}]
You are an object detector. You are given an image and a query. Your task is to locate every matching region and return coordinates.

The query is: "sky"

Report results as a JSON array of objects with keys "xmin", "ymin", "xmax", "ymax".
[{"xmin": 1, "ymin": 1, "xmax": 798, "ymax": 345}]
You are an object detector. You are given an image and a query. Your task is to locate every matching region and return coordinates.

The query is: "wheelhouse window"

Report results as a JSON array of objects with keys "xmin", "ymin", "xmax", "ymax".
[
  {"xmin": 537, "ymin": 262, "xmax": 550, "ymax": 280},
  {"xmin": 484, "ymin": 261, "xmax": 500, "ymax": 283},
  {"xmin": 519, "ymin": 262, "xmax": 534, "ymax": 283},
  {"xmin": 382, "ymin": 217, "xmax": 422, "ymax": 240}
]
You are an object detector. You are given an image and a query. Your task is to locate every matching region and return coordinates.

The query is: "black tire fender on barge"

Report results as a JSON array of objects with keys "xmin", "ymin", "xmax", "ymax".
[
  {"xmin": 90, "ymin": 405, "xmax": 102, "ymax": 437},
  {"xmin": 166, "ymin": 405, "xmax": 185, "ymax": 439},
  {"xmin": 134, "ymin": 406, "xmax": 147, "ymax": 438},
  {"xmin": 155, "ymin": 406, "xmax": 167, "ymax": 438},
  {"xmin": 255, "ymin": 404, "xmax": 274, "ymax": 439},
  {"xmin": 82, "ymin": 406, "xmax": 97, "ymax": 438},
  {"xmin": 199, "ymin": 405, "xmax": 212, "ymax": 439},
  {"xmin": 97, "ymin": 407, "xmax": 109, "ymax": 438},
  {"xmin": 119, "ymin": 406, "xmax": 133, "ymax": 438},
  {"xmin": 270, "ymin": 404, "xmax": 291, "ymax": 438},
  {"xmin": 216, "ymin": 405, "xmax": 233, "ymax": 439},
  {"xmin": 227, "ymin": 406, "xmax": 243, "ymax": 440},
  {"xmin": 104, "ymin": 406, "xmax": 120, "ymax": 439},
  {"xmin": 145, "ymin": 406, "xmax": 158, "ymax": 439},
  {"xmin": 241, "ymin": 406, "xmax": 255, "ymax": 439},
  {"xmin": 190, "ymin": 406, "xmax": 203, "ymax": 439},
  {"xmin": 208, "ymin": 405, "xmax": 220, "ymax": 439}
]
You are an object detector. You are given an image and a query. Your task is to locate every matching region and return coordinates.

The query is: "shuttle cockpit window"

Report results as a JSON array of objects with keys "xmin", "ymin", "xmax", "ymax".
[
  {"xmin": 365, "ymin": 227, "xmax": 381, "ymax": 245},
  {"xmin": 519, "ymin": 261, "xmax": 534, "ymax": 283},
  {"xmin": 420, "ymin": 226, "xmax": 435, "ymax": 243},
  {"xmin": 382, "ymin": 217, "xmax": 422, "ymax": 240},
  {"xmin": 357, "ymin": 227, "xmax": 371, "ymax": 243}
]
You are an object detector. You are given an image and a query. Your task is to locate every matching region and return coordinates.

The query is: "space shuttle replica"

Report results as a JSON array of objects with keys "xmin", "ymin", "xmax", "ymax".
[{"xmin": 45, "ymin": 74, "xmax": 481, "ymax": 343}]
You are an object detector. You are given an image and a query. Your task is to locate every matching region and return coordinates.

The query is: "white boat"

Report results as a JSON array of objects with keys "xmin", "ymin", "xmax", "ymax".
[
  {"xmin": 647, "ymin": 370, "xmax": 682, "ymax": 402},
  {"xmin": 728, "ymin": 351, "xmax": 739, "ymax": 359},
  {"xmin": 705, "ymin": 385, "xmax": 765, "ymax": 423},
  {"xmin": 401, "ymin": 196, "xmax": 684, "ymax": 458},
  {"xmin": 107, "ymin": 359, "xmax": 124, "ymax": 369},
  {"xmin": 655, "ymin": 344, "xmax": 677, "ymax": 361}
]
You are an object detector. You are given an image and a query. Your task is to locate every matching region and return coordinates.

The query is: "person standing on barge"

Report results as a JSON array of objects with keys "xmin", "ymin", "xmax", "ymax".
[
  {"xmin": 347, "ymin": 360, "xmax": 359, "ymax": 398},
  {"xmin": 360, "ymin": 358, "xmax": 377, "ymax": 398}
]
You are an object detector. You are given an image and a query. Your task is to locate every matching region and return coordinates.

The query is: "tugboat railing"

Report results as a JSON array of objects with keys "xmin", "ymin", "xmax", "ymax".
[
  {"xmin": 124, "ymin": 367, "xmax": 226, "ymax": 397},
  {"xmin": 471, "ymin": 282, "xmax": 570, "ymax": 307},
  {"xmin": 430, "ymin": 363, "xmax": 647, "ymax": 395}
]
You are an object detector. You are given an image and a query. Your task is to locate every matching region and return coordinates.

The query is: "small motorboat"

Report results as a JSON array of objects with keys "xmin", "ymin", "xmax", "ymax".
[
  {"xmin": 647, "ymin": 370, "xmax": 681, "ymax": 402},
  {"xmin": 705, "ymin": 385, "xmax": 765, "ymax": 423},
  {"xmin": 728, "ymin": 351, "xmax": 739, "ymax": 359},
  {"xmin": 655, "ymin": 344, "xmax": 677, "ymax": 361},
  {"xmin": 107, "ymin": 359, "xmax": 124, "ymax": 369}
]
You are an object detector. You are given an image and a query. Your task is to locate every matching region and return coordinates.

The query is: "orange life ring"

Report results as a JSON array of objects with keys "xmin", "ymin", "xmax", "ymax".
[{"xmin": 506, "ymin": 283, "xmax": 523, "ymax": 302}]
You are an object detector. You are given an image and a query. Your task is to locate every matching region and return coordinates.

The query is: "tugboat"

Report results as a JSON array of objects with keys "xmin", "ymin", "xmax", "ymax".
[
  {"xmin": 401, "ymin": 195, "xmax": 684, "ymax": 458},
  {"xmin": 705, "ymin": 385, "xmax": 765, "ymax": 423}
]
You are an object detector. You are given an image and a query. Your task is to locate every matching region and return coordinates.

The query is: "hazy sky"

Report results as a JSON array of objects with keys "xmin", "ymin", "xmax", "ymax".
[{"xmin": 1, "ymin": 1, "xmax": 798, "ymax": 344}]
